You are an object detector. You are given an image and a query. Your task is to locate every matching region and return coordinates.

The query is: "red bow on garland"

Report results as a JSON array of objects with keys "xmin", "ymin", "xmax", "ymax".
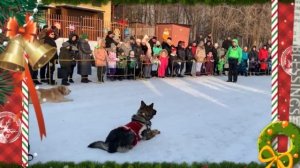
[{"xmin": 6, "ymin": 15, "xmax": 37, "ymax": 42}]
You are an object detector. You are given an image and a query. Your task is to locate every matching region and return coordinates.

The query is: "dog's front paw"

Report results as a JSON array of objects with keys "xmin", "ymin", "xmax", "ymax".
[{"xmin": 152, "ymin": 129, "xmax": 160, "ymax": 135}]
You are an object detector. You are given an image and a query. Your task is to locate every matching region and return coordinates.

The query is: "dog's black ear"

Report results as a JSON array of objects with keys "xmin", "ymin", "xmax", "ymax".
[
  {"xmin": 149, "ymin": 103, "xmax": 154, "ymax": 108},
  {"xmin": 141, "ymin": 101, "xmax": 146, "ymax": 108}
]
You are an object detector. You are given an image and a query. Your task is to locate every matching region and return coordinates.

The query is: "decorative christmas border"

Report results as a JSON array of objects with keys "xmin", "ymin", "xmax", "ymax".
[
  {"xmin": 271, "ymin": 0, "xmax": 279, "ymax": 150},
  {"xmin": 13, "ymin": 0, "xmax": 293, "ymax": 167},
  {"xmin": 271, "ymin": 0, "xmax": 278, "ymax": 123},
  {"xmin": 21, "ymin": 78, "xmax": 29, "ymax": 167}
]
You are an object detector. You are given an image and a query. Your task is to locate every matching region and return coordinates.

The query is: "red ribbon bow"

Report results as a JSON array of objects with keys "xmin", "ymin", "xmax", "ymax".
[{"xmin": 6, "ymin": 17, "xmax": 37, "ymax": 42}]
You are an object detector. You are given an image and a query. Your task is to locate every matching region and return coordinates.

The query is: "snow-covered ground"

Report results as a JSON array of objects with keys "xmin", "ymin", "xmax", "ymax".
[{"xmin": 29, "ymin": 68, "xmax": 271, "ymax": 164}]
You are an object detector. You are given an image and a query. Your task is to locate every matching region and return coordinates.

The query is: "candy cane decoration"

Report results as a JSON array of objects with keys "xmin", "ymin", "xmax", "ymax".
[
  {"xmin": 21, "ymin": 60, "xmax": 29, "ymax": 167},
  {"xmin": 271, "ymin": 0, "xmax": 279, "ymax": 150}
]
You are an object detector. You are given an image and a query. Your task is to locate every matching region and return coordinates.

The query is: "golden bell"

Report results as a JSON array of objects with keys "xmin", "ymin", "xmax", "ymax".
[
  {"xmin": 24, "ymin": 39, "xmax": 57, "ymax": 71},
  {"xmin": 0, "ymin": 37, "xmax": 25, "ymax": 72}
]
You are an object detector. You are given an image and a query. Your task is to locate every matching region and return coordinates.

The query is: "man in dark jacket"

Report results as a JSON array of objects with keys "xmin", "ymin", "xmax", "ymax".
[
  {"xmin": 59, "ymin": 42, "xmax": 73, "ymax": 86},
  {"xmin": 222, "ymin": 37, "xmax": 232, "ymax": 51},
  {"xmin": 185, "ymin": 44, "xmax": 194, "ymax": 76},
  {"xmin": 248, "ymin": 46, "xmax": 259, "ymax": 75},
  {"xmin": 148, "ymin": 36, "xmax": 157, "ymax": 54},
  {"xmin": 176, "ymin": 41, "xmax": 186, "ymax": 77},
  {"xmin": 105, "ymin": 31, "xmax": 118, "ymax": 48},
  {"xmin": 162, "ymin": 37, "xmax": 172, "ymax": 56},
  {"xmin": 212, "ymin": 43, "xmax": 219, "ymax": 75}
]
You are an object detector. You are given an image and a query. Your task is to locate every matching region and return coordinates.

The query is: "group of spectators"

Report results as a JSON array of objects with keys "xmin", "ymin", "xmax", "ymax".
[{"xmin": 30, "ymin": 26, "xmax": 271, "ymax": 86}]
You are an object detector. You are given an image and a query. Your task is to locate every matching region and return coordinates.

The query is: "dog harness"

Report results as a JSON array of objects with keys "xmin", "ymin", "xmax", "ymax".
[{"xmin": 122, "ymin": 121, "xmax": 147, "ymax": 146}]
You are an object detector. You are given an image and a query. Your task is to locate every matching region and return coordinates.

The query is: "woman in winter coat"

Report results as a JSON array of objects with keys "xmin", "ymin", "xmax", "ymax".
[
  {"xmin": 40, "ymin": 29, "xmax": 58, "ymax": 85},
  {"xmin": 248, "ymin": 46, "xmax": 259, "ymax": 75},
  {"xmin": 59, "ymin": 42, "xmax": 73, "ymax": 86},
  {"xmin": 105, "ymin": 31, "xmax": 118, "ymax": 48},
  {"xmin": 185, "ymin": 44, "xmax": 194, "ymax": 76},
  {"xmin": 195, "ymin": 41, "xmax": 206, "ymax": 76},
  {"xmin": 66, "ymin": 33, "xmax": 79, "ymax": 83},
  {"xmin": 258, "ymin": 45, "xmax": 269, "ymax": 74},
  {"xmin": 94, "ymin": 39, "xmax": 107, "ymax": 83},
  {"xmin": 77, "ymin": 34, "xmax": 93, "ymax": 83},
  {"xmin": 158, "ymin": 49, "xmax": 169, "ymax": 78}
]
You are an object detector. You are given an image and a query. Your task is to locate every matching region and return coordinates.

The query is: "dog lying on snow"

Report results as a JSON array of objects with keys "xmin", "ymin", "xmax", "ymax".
[
  {"xmin": 30, "ymin": 85, "xmax": 72, "ymax": 103},
  {"xmin": 88, "ymin": 101, "xmax": 160, "ymax": 153}
]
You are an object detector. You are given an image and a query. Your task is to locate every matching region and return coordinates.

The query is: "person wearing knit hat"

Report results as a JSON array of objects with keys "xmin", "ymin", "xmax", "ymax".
[{"xmin": 225, "ymin": 38, "xmax": 242, "ymax": 82}]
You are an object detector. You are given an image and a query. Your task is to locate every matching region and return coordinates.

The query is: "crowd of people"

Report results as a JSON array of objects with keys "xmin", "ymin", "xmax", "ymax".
[{"xmin": 30, "ymin": 26, "xmax": 272, "ymax": 86}]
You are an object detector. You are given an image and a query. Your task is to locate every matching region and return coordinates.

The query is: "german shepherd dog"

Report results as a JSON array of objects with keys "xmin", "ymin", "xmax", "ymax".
[{"xmin": 88, "ymin": 101, "xmax": 160, "ymax": 153}]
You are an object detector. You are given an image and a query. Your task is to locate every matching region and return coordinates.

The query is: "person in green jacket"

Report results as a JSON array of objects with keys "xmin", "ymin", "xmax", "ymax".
[
  {"xmin": 153, "ymin": 41, "xmax": 162, "ymax": 56},
  {"xmin": 225, "ymin": 39, "xmax": 242, "ymax": 82}
]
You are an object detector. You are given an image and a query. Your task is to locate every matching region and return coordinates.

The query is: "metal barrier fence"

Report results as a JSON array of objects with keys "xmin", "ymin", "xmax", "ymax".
[{"xmin": 31, "ymin": 59, "xmax": 271, "ymax": 83}]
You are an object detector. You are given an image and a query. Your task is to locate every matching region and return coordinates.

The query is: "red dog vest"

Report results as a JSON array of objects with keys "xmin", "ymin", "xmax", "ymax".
[{"xmin": 122, "ymin": 121, "xmax": 147, "ymax": 146}]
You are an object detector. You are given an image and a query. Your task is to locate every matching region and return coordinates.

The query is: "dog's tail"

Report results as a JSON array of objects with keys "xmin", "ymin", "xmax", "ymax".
[{"xmin": 88, "ymin": 141, "xmax": 108, "ymax": 151}]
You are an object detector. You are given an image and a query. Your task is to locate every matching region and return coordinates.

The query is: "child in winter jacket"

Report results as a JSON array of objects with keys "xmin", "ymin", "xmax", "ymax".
[
  {"xmin": 218, "ymin": 55, "xmax": 225, "ymax": 75},
  {"xmin": 238, "ymin": 46, "xmax": 249, "ymax": 76},
  {"xmin": 107, "ymin": 43, "xmax": 119, "ymax": 80},
  {"xmin": 127, "ymin": 50, "xmax": 136, "ymax": 79},
  {"xmin": 169, "ymin": 47, "xmax": 180, "ymax": 77},
  {"xmin": 158, "ymin": 49, "xmax": 169, "ymax": 78},
  {"xmin": 205, "ymin": 51, "xmax": 214, "ymax": 75},
  {"xmin": 151, "ymin": 55, "xmax": 160, "ymax": 77},
  {"xmin": 93, "ymin": 39, "xmax": 107, "ymax": 83},
  {"xmin": 116, "ymin": 51, "xmax": 127, "ymax": 80}
]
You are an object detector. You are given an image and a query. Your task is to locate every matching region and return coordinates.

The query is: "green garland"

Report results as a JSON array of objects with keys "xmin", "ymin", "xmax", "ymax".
[
  {"xmin": 0, "ymin": 161, "xmax": 265, "ymax": 168},
  {"xmin": 0, "ymin": 70, "xmax": 14, "ymax": 107},
  {"xmin": 41, "ymin": 0, "xmax": 293, "ymax": 5}
]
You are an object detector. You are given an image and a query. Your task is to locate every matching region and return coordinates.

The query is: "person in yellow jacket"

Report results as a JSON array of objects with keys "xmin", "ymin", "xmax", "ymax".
[{"xmin": 226, "ymin": 39, "xmax": 242, "ymax": 82}]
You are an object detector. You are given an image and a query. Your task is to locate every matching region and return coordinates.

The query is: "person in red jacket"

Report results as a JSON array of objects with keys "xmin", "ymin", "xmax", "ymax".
[{"xmin": 258, "ymin": 45, "xmax": 269, "ymax": 75}]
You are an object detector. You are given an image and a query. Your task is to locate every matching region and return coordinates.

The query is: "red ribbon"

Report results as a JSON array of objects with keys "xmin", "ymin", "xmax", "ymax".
[
  {"xmin": 6, "ymin": 17, "xmax": 37, "ymax": 42},
  {"xmin": 24, "ymin": 63, "xmax": 46, "ymax": 140}
]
